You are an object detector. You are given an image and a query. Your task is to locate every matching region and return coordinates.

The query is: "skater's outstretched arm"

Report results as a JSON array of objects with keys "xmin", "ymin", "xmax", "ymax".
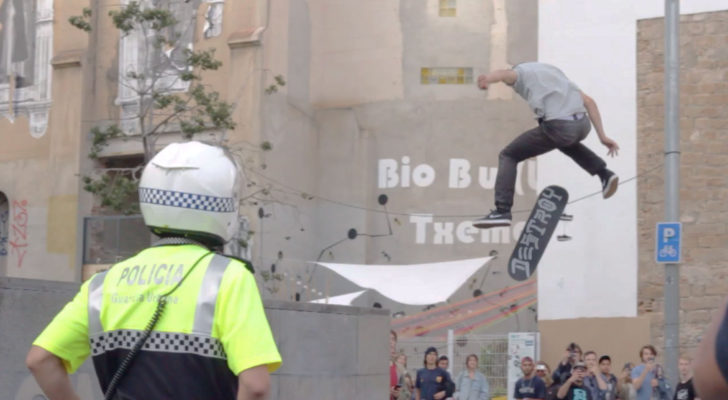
[
  {"xmin": 477, "ymin": 69, "xmax": 517, "ymax": 90},
  {"xmin": 581, "ymin": 92, "xmax": 620, "ymax": 157}
]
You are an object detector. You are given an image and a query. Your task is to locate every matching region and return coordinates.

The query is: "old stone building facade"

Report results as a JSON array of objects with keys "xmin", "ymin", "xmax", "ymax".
[
  {"xmin": 0, "ymin": 0, "xmax": 727, "ymax": 352},
  {"xmin": 637, "ymin": 10, "xmax": 728, "ymax": 355},
  {"xmin": 0, "ymin": 0, "xmax": 86, "ymax": 281},
  {"xmin": 0, "ymin": 0, "xmax": 541, "ymax": 334}
]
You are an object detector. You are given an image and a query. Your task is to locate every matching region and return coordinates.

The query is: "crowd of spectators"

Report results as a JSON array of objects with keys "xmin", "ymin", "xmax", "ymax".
[{"xmin": 390, "ymin": 332, "xmax": 700, "ymax": 400}]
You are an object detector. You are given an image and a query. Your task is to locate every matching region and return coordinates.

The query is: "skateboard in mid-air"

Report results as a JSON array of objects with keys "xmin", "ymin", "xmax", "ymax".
[{"xmin": 508, "ymin": 185, "xmax": 569, "ymax": 281}]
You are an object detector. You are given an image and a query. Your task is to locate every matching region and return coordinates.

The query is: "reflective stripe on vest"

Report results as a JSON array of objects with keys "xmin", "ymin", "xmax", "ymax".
[
  {"xmin": 87, "ymin": 253, "xmax": 233, "ymax": 359},
  {"xmin": 88, "ymin": 271, "xmax": 108, "ymax": 335},
  {"xmin": 192, "ymin": 254, "xmax": 231, "ymax": 334}
]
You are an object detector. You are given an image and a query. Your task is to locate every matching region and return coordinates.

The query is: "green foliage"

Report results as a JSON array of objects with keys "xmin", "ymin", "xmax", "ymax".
[
  {"xmin": 259, "ymin": 270, "xmax": 284, "ymax": 295},
  {"xmin": 69, "ymin": 7, "xmax": 92, "ymax": 32},
  {"xmin": 264, "ymin": 74, "xmax": 287, "ymax": 95},
  {"xmin": 71, "ymin": 2, "xmax": 236, "ymax": 148},
  {"xmin": 109, "ymin": 1, "xmax": 176, "ymax": 35},
  {"xmin": 70, "ymin": 2, "xmax": 245, "ymax": 214},
  {"xmin": 187, "ymin": 49, "xmax": 223, "ymax": 71},
  {"xmin": 177, "ymin": 84, "xmax": 236, "ymax": 139},
  {"xmin": 260, "ymin": 271, "xmax": 284, "ymax": 282},
  {"xmin": 82, "ymin": 173, "xmax": 140, "ymax": 215},
  {"xmin": 89, "ymin": 125, "xmax": 123, "ymax": 159}
]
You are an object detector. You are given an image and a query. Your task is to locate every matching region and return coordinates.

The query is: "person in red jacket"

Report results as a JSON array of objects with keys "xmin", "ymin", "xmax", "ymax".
[{"xmin": 390, "ymin": 330, "xmax": 401, "ymax": 399}]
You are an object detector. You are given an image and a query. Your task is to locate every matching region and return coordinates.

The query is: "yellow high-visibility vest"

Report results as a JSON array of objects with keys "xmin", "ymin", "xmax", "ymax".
[{"xmin": 34, "ymin": 243, "xmax": 281, "ymax": 399}]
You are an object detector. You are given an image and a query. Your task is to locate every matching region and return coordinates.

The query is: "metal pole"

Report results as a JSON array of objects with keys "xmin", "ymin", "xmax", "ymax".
[{"xmin": 663, "ymin": 0, "xmax": 680, "ymax": 390}]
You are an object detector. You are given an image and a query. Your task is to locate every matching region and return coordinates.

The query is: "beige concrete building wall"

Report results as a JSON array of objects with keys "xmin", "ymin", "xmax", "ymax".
[
  {"xmin": 308, "ymin": 0, "xmax": 404, "ymax": 108},
  {"xmin": 0, "ymin": 0, "xmax": 88, "ymax": 281},
  {"xmin": 86, "ymin": 0, "xmax": 264, "ymax": 157},
  {"xmin": 249, "ymin": 0, "xmax": 331, "ymax": 298},
  {"xmin": 0, "ymin": 0, "xmax": 722, "ymax": 351},
  {"xmin": 64, "ymin": 0, "xmax": 322, "ymax": 294},
  {"xmin": 637, "ymin": 11, "xmax": 728, "ymax": 356},
  {"xmin": 250, "ymin": 0, "xmax": 541, "ymax": 326},
  {"xmin": 4, "ymin": 0, "xmax": 542, "ymax": 334},
  {"xmin": 0, "ymin": 0, "xmax": 272, "ymax": 281}
]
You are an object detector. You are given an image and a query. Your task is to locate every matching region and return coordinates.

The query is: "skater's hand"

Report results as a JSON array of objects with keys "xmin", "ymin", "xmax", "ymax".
[
  {"xmin": 601, "ymin": 137, "xmax": 620, "ymax": 157},
  {"xmin": 477, "ymin": 74, "xmax": 490, "ymax": 90}
]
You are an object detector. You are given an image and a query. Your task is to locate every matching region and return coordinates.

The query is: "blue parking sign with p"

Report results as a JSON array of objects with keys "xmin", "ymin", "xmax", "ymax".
[{"xmin": 656, "ymin": 222, "xmax": 682, "ymax": 263}]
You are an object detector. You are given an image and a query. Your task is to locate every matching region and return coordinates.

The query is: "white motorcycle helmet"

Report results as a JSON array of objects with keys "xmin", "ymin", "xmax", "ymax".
[{"xmin": 139, "ymin": 141, "xmax": 240, "ymax": 245}]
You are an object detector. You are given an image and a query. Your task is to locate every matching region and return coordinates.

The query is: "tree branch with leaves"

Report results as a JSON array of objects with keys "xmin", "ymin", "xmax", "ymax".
[{"xmin": 71, "ymin": 1, "xmax": 237, "ymax": 214}]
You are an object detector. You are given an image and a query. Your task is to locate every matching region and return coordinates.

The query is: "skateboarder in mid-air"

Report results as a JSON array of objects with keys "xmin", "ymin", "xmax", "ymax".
[{"xmin": 472, "ymin": 62, "xmax": 620, "ymax": 229}]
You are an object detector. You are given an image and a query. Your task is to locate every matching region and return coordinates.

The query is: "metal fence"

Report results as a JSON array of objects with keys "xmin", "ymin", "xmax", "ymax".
[
  {"xmin": 83, "ymin": 215, "xmax": 151, "ymax": 264},
  {"xmin": 82, "ymin": 215, "xmax": 252, "ymax": 266},
  {"xmin": 398, "ymin": 333, "xmax": 509, "ymax": 397}
]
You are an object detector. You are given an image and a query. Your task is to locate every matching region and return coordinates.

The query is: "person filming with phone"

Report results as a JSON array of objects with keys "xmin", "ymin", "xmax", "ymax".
[
  {"xmin": 631, "ymin": 345, "xmax": 670, "ymax": 400},
  {"xmin": 556, "ymin": 361, "xmax": 593, "ymax": 400},
  {"xmin": 619, "ymin": 362, "xmax": 637, "ymax": 400},
  {"xmin": 553, "ymin": 343, "xmax": 583, "ymax": 385}
]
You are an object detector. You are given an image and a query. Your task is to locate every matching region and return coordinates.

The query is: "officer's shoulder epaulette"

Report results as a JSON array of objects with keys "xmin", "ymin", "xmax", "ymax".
[{"xmin": 217, "ymin": 253, "xmax": 255, "ymax": 274}]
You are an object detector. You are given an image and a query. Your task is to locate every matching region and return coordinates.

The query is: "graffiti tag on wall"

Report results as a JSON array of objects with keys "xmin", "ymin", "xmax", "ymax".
[{"xmin": 9, "ymin": 200, "xmax": 28, "ymax": 267}]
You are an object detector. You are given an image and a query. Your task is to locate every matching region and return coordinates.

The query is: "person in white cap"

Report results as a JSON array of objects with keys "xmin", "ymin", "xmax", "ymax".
[{"xmin": 557, "ymin": 361, "xmax": 593, "ymax": 400}]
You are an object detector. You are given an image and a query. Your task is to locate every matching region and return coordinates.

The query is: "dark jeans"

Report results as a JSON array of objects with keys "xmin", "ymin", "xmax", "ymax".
[{"xmin": 494, "ymin": 117, "xmax": 606, "ymax": 211}]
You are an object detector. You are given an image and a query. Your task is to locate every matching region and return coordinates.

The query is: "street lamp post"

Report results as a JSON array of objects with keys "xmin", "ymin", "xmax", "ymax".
[{"xmin": 663, "ymin": 0, "xmax": 680, "ymax": 389}]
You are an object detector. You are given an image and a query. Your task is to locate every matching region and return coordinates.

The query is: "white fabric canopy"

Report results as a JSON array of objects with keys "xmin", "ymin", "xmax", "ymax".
[
  {"xmin": 309, "ymin": 290, "xmax": 368, "ymax": 305},
  {"xmin": 313, "ymin": 257, "xmax": 493, "ymax": 305}
]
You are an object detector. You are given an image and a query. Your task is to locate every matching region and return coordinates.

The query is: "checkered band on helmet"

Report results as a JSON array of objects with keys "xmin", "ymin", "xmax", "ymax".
[
  {"xmin": 89, "ymin": 330, "xmax": 227, "ymax": 360},
  {"xmin": 139, "ymin": 188, "xmax": 235, "ymax": 213}
]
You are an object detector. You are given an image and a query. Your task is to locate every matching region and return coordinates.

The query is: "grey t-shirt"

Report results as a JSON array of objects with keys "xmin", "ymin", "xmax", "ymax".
[{"xmin": 512, "ymin": 62, "xmax": 586, "ymax": 120}]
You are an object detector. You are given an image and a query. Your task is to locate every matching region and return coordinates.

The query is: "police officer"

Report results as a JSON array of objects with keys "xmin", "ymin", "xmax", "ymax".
[
  {"xmin": 694, "ymin": 295, "xmax": 728, "ymax": 400},
  {"xmin": 26, "ymin": 141, "xmax": 281, "ymax": 400}
]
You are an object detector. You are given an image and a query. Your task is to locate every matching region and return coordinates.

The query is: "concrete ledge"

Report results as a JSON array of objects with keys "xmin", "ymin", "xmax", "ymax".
[
  {"xmin": 0, "ymin": 276, "xmax": 79, "ymax": 292},
  {"xmin": 227, "ymin": 26, "xmax": 265, "ymax": 49},
  {"xmin": 1, "ymin": 277, "xmax": 388, "ymax": 316},
  {"xmin": 264, "ymin": 298, "xmax": 390, "ymax": 316},
  {"xmin": 1, "ymin": 277, "xmax": 389, "ymax": 399},
  {"xmin": 51, "ymin": 50, "xmax": 84, "ymax": 69},
  {"xmin": 93, "ymin": 131, "xmax": 224, "ymax": 158}
]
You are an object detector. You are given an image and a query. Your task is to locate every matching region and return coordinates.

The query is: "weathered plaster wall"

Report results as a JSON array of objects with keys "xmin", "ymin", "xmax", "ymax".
[{"xmin": 0, "ymin": 0, "xmax": 86, "ymax": 281}]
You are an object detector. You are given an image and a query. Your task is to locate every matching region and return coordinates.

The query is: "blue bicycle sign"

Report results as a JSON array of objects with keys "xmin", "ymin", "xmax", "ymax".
[{"xmin": 656, "ymin": 222, "xmax": 681, "ymax": 263}]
